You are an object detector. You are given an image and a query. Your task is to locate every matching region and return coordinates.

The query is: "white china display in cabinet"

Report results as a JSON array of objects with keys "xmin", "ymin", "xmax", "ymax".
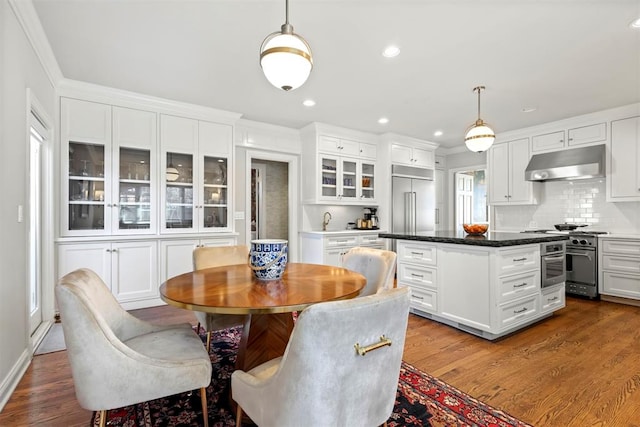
[
  {"xmin": 57, "ymin": 240, "xmax": 159, "ymax": 310},
  {"xmin": 531, "ymin": 122, "xmax": 607, "ymax": 153},
  {"xmin": 301, "ymin": 124, "xmax": 379, "ymax": 205},
  {"xmin": 608, "ymin": 116, "xmax": 640, "ymax": 202},
  {"xmin": 599, "ymin": 237, "xmax": 640, "ymax": 301},
  {"xmin": 299, "ymin": 231, "xmax": 385, "ymax": 267},
  {"xmin": 488, "ymin": 137, "xmax": 539, "ymax": 205},
  {"xmin": 160, "ymin": 115, "xmax": 233, "ymax": 233},
  {"xmin": 61, "ymin": 98, "xmax": 158, "ymax": 236}
]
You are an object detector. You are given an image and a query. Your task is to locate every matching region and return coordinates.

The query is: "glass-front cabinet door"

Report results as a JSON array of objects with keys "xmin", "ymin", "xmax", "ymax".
[
  {"xmin": 360, "ymin": 161, "xmax": 375, "ymax": 202},
  {"xmin": 341, "ymin": 158, "xmax": 357, "ymax": 200},
  {"xmin": 320, "ymin": 155, "xmax": 338, "ymax": 200},
  {"xmin": 67, "ymin": 142, "xmax": 108, "ymax": 232},
  {"xmin": 202, "ymin": 156, "xmax": 228, "ymax": 229},
  {"xmin": 164, "ymin": 152, "xmax": 194, "ymax": 230},
  {"xmin": 116, "ymin": 148, "xmax": 151, "ymax": 232}
]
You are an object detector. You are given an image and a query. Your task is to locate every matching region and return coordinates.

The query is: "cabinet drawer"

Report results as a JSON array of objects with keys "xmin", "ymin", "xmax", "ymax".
[
  {"xmin": 532, "ymin": 131, "xmax": 565, "ymax": 152},
  {"xmin": 398, "ymin": 264, "xmax": 437, "ymax": 290},
  {"xmin": 498, "ymin": 270, "xmax": 539, "ymax": 303},
  {"xmin": 602, "ymin": 271, "xmax": 640, "ymax": 299},
  {"xmin": 359, "ymin": 234, "xmax": 384, "ymax": 246},
  {"xmin": 497, "ymin": 295, "xmax": 539, "ymax": 331},
  {"xmin": 397, "ymin": 242, "xmax": 437, "ymax": 266},
  {"xmin": 325, "ymin": 235, "xmax": 358, "ymax": 248},
  {"xmin": 602, "ymin": 240, "xmax": 640, "ymax": 256},
  {"xmin": 541, "ymin": 284, "xmax": 565, "ymax": 314},
  {"xmin": 496, "ymin": 246, "xmax": 539, "ymax": 276},
  {"xmin": 405, "ymin": 285, "xmax": 437, "ymax": 314},
  {"xmin": 602, "ymin": 255, "xmax": 640, "ymax": 274}
]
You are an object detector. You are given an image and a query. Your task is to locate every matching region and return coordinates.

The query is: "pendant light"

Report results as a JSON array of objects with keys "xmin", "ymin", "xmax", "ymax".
[
  {"xmin": 464, "ymin": 86, "xmax": 495, "ymax": 152},
  {"xmin": 259, "ymin": 0, "xmax": 313, "ymax": 91}
]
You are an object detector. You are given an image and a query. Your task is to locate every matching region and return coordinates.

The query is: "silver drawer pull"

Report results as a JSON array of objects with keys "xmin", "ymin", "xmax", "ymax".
[
  {"xmin": 514, "ymin": 282, "xmax": 528, "ymax": 288},
  {"xmin": 513, "ymin": 257, "xmax": 527, "ymax": 262},
  {"xmin": 413, "ymin": 295, "xmax": 424, "ymax": 300},
  {"xmin": 547, "ymin": 296, "xmax": 559, "ymax": 302},
  {"xmin": 410, "ymin": 251, "xmax": 424, "ymax": 256},
  {"xmin": 411, "ymin": 273, "xmax": 424, "ymax": 279},
  {"xmin": 514, "ymin": 307, "xmax": 528, "ymax": 314}
]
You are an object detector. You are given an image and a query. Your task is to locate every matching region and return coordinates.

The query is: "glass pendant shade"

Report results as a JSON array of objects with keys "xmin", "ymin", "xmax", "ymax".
[
  {"xmin": 260, "ymin": 30, "xmax": 312, "ymax": 91},
  {"xmin": 464, "ymin": 119, "xmax": 495, "ymax": 152},
  {"xmin": 464, "ymin": 86, "xmax": 495, "ymax": 152}
]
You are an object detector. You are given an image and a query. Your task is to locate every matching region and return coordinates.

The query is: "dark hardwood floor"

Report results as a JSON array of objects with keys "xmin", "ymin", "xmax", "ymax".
[{"xmin": 1, "ymin": 296, "xmax": 640, "ymax": 426}]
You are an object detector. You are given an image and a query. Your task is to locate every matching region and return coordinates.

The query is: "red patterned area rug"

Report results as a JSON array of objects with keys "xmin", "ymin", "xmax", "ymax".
[{"xmin": 93, "ymin": 327, "xmax": 531, "ymax": 427}]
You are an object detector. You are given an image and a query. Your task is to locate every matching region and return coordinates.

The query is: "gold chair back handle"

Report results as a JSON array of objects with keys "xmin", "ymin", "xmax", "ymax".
[{"xmin": 354, "ymin": 335, "xmax": 392, "ymax": 356}]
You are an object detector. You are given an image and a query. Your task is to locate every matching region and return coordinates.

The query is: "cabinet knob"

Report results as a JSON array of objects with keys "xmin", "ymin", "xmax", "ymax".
[
  {"xmin": 112, "ymin": 249, "xmax": 117, "ymax": 253},
  {"xmin": 504, "ymin": 195, "xmax": 509, "ymax": 198},
  {"xmin": 112, "ymin": 203, "xmax": 118, "ymax": 207},
  {"xmin": 106, "ymin": 249, "xmax": 111, "ymax": 252},
  {"xmin": 568, "ymin": 138, "xmax": 573, "ymax": 141}
]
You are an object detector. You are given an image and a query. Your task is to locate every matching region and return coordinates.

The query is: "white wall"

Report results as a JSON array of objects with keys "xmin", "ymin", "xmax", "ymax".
[
  {"xmin": 495, "ymin": 178, "xmax": 640, "ymax": 233},
  {"xmin": 0, "ymin": 0, "xmax": 56, "ymax": 409}
]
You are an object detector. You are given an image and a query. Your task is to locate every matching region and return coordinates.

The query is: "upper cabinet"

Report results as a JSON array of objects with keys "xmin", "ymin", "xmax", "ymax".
[
  {"xmin": 531, "ymin": 122, "xmax": 607, "ymax": 153},
  {"xmin": 488, "ymin": 138, "xmax": 538, "ymax": 205},
  {"xmin": 391, "ymin": 144, "xmax": 435, "ymax": 169},
  {"xmin": 608, "ymin": 116, "xmax": 640, "ymax": 201},
  {"xmin": 301, "ymin": 124, "xmax": 378, "ymax": 205},
  {"xmin": 160, "ymin": 115, "xmax": 233, "ymax": 233},
  {"xmin": 61, "ymin": 98, "xmax": 157, "ymax": 236}
]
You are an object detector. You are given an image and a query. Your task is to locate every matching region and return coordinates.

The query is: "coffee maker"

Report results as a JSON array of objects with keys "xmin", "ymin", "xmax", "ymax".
[{"xmin": 363, "ymin": 207, "xmax": 379, "ymax": 229}]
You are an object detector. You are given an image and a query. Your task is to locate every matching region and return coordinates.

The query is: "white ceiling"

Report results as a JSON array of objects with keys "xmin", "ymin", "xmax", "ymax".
[{"xmin": 32, "ymin": 0, "xmax": 640, "ymax": 149}]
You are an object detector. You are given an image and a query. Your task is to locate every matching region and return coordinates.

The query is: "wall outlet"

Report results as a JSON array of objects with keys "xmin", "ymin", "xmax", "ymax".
[
  {"xmin": 18, "ymin": 205, "xmax": 24, "ymax": 223},
  {"xmin": 528, "ymin": 221, "xmax": 538, "ymax": 229}
]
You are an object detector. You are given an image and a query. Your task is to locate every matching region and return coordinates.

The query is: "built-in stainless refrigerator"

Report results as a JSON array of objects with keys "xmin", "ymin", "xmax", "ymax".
[{"xmin": 391, "ymin": 165, "xmax": 436, "ymax": 241}]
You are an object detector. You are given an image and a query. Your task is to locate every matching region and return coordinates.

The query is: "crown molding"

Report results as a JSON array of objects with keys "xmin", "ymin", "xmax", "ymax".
[
  {"xmin": 9, "ymin": 0, "xmax": 63, "ymax": 87},
  {"xmin": 58, "ymin": 78, "xmax": 243, "ymax": 125}
]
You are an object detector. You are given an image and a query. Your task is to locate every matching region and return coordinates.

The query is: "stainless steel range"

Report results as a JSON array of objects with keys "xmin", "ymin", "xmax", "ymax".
[{"xmin": 565, "ymin": 231, "xmax": 607, "ymax": 298}]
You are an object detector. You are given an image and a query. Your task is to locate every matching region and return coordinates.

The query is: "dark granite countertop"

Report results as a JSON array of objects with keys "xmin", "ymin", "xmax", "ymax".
[{"xmin": 379, "ymin": 230, "xmax": 569, "ymax": 247}]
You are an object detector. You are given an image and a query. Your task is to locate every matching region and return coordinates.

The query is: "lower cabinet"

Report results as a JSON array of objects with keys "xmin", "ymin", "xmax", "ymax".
[
  {"xmin": 395, "ymin": 240, "xmax": 563, "ymax": 340},
  {"xmin": 57, "ymin": 236, "xmax": 237, "ymax": 310},
  {"xmin": 58, "ymin": 240, "xmax": 158, "ymax": 309},
  {"xmin": 600, "ymin": 237, "xmax": 640, "ymax": 300},
  {"xmin": 300, "ymin": 232, "xmax": 385, "ymax": 267}
]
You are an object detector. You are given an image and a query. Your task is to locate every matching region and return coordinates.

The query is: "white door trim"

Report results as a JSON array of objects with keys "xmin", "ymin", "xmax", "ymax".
[
  {"xmin": 244, "ymin": 150, "xmax": 300, "ymax": 262},
  {"xmin": 447, "ymin": 163, "xmax": 487, "ymax": 234}
]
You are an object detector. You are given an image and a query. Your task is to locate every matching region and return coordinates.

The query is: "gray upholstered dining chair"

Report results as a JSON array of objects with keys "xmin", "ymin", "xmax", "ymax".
[
  {"xmin": 232, "ymin": 286, "xmax": 411, "ymax": 427},
  {"xmin": 56, "ymin": 268, "xmax": 212, "ymax": 427},
  {"xmin": 343, "ymin": 246, "xmax": 397, "ymax": 296},
  {"xmin": 192, "ymin": 245, "xmax": 249, "ymax": 351}
]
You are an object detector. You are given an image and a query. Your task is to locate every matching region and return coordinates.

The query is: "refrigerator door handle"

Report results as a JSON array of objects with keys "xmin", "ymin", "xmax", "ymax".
[
  {"xmin": 404, "ymin": 192, "xmax": 411, "ymax": 232},
  {"xmin": 411, "ymin": 192, "xmax": 417, "ymax": 233}
]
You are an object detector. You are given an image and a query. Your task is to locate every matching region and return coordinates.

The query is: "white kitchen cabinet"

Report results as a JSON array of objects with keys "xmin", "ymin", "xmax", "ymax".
[
  {"xmin": 599, "ymin": 237, "xmax": 640, "ymax": 300},
  {"xmin": 302, "ymin": 126, "xmax": 379, "ymax": 205},
  {"xmin": 488, "ymin": 137, "xmax": 538, "ymax": 205},
  {"xmin": 160, "ymin": 115, "xmax": 233, "ymax": 232},
  {"xmin": 61, "ymin": 99, "xmax": 158, "ymax": 237},
  {"xmin": 159, "ymin": 237, "xmax": 237, "ymax": 282},
  {"xmin": 608, "ymin": 116, "xmax": 640, "ymax": 201},
  {"xmin": 531, "ymin": 122, "xmax": 606, "ymax": 153},
  {"xmin": 396, "ymin": 240, "xmax": 556, "ymax": 340},
  {"xmin": 299, "ymin": 232, "xmax": 385, "ymax": 267},
  {"xmin": 391, "ymin": 144, "xmax": 434, "ymax": 168},
  {"xmin": 57, "ymin": 240, "xmax": 159, "ymax": 309}
]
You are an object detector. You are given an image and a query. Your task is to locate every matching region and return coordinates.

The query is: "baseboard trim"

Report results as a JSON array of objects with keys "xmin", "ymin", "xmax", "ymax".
[
  {"xmin": 0, "ymin": 349, "xmax": 31, "ymax": 412},
  {"xmin": 600, "ymin": 294, "xmax": 640, "ymax": 308}
]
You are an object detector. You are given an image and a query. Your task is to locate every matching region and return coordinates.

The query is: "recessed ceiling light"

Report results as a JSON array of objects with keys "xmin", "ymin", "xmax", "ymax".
[
  {"xmin": 630, "ymin": 18, "xmax": 640, "ymax": 29},
  {"xmin": 433, "ymin": 130, "xmax": 443, "ymax": 137},
  {"xmin": 521, "ymin": 106, "xmax": 537, "ymax": 113},
  {"xmin": 303, "ymin": 99, "xmax": 316, "ymax": 107},
  {"xmin": 382, "ymin": 45, "xmax": 400, "ymax": 58},
  {"xmin": 378, "ymin": 117, "xmax": 389, "ymax": 124}
]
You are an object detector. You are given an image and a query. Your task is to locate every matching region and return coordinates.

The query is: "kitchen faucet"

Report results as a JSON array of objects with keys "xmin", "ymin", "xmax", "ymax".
[{"xmin": 322, "ymin": 211, "xmax": 332, "ymax": 231}]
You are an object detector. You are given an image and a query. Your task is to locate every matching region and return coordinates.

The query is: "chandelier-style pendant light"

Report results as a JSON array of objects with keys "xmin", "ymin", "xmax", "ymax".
[
  {"xmin": 259, "ymin": 0, "xmax": 313, "ymax": 91},
  {"xmin": 464, "ymin": 86, "xmax": 495, "ymax": 152}
]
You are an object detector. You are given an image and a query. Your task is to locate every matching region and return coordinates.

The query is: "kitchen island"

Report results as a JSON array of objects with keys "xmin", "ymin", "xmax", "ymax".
[{"xmin": 380, "ymin": 231, "xmax": 568, "ymax": 340}]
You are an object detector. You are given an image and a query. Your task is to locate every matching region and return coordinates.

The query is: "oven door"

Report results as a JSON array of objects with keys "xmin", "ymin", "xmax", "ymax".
[
  {"xmin": 566, "ymin": 248, "xmax": 596, "ymax": 285},
  {"xmin": 542, "ymin": 253, "xmax": 566, "ymax": 288}
]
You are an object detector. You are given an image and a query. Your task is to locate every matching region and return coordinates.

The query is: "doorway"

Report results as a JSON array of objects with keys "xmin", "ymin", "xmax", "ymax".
[
  {"xmin": 451, "ymin": 167, "xmax": 489, "ymax": 232},
  {"xmin": 29, "ymin": 113, "xmax": 46, "ymax": 335},
  {"xmin": 245, "ymin": 151, "xmax": 299, "ymax": 260}
]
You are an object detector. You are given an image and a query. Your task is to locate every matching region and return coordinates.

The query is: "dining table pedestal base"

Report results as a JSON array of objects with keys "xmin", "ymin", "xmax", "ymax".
[{"xmin": 236, "ymin": 312, "xmax": 296, "ymax": 372}]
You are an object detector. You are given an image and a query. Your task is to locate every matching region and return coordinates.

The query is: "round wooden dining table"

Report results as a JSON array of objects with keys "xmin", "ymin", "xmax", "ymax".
[{"xmin": 160, "ymin": 263, "xmax": 366, "ymax": 372}]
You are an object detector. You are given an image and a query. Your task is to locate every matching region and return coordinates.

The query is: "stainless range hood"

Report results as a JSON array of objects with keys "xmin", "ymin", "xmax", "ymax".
[{"xmin": 524, "ymin": 144, "xmax": 605, "ymax": 182}]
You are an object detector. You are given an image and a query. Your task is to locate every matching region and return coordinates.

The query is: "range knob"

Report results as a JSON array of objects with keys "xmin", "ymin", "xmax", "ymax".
[
  {"xmin": 572, "ymin": 239, "xmax": 580, "ymax": 245},
  {"xmin": 579, "ymin": 239, "xmax": 588, "ymax": 245}
]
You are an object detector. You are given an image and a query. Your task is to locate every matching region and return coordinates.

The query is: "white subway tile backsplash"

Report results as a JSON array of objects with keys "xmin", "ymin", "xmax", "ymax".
[{"xmin": 495, "ymin": 178, "xmax": 640, "ymax": 233}]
